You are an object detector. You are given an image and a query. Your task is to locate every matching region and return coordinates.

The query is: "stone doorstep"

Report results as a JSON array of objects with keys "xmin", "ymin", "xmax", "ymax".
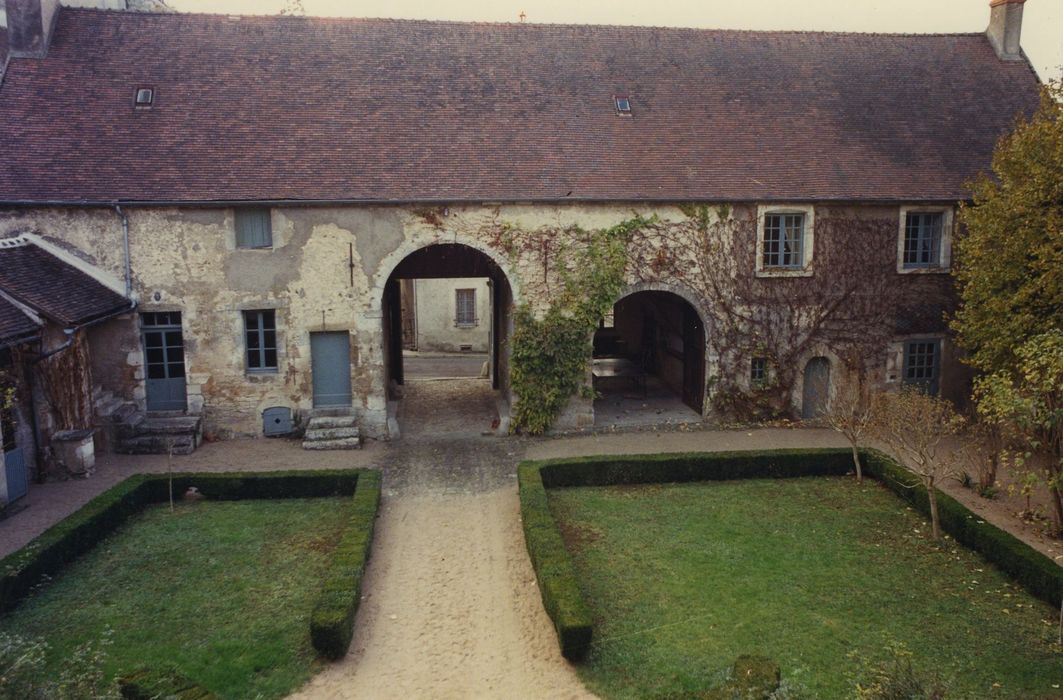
[
  {"xmin": 138, "ymin": 416, "xmax": 202, "ymax": 435},
  {"xmin": 306, "ymin": 416, "xmax": 358, "ymax": 430},
  {"xmin": 304, "ymin": 426, "xmax": 360, "ymax": 442},
  {"xmin": 114, "ymin": 434, "xmax": 196, "ymax": 456},
  {"xmin": 301, "ymin": 437, "xmax": 362, "ymax": 451}
]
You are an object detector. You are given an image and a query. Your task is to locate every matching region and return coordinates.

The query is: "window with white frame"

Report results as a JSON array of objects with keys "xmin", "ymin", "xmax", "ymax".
[
  {"xmin": 762, "ymin": 214, "xmax": 805, "ymax": 269},
  {"xmin": 898, "ymin": 207, "xmax": 952, "ymax": 273},
  {"xmin": 750, "ymin": 357, "xmax": 768, "ymax": 387},
  {"xmin": 756, "ymin": 205, "xmax": 814, "ymax": 275},
  {"xmin": 902, "ymin": 339, "xmax": 940, "ymax": 395},
  {"xmin": 455, "ymin": 288, "xmax": 477, "ymax": 327},
  {"xmin": 903, "ymin": 212, "xmax": 943, "ymax": 268}
]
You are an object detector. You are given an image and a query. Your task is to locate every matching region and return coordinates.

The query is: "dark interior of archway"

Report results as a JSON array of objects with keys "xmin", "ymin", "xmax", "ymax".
[
  {"xmin": 592, "ymin": 291, "xmax": 705, "ymax": 414},
  {"xmin": 382, "ymin": 244, "xmax": 512, "ymax": 391}
]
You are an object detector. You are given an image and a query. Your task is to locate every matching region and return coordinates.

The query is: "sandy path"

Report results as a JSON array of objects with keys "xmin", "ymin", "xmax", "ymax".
[{"xmin": 289, "ymin": 486, "xmax": 595, "ymax": 700}]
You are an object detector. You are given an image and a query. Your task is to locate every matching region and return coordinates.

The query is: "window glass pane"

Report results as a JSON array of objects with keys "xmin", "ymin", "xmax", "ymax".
[
  {"xmin": 264, "ymin": 349, "xmax": 278, "ymax": 368},
  {"xmin": 144, "ymin": 331, "xmax": 163, "ymax": 348},
  {"xmin": 146, "ymin": 348, "xmax": 165, "ymax": 364},
  {"xmin": 235, "ymin": 208, "xmax": 273, "ymax": 248},
  {"xmin": 261, "ymin": 310, "xmax": 276, "ymax": 330},
  {"xmin": 247, "ymin": 348, "xmax": 261, "ymax": 369},
  {"xmin": 165, "ymin": 331, "xmax": 183, "ymax": 347},
  {"xmin": 263, "ymin": 330, "xmax": 277, "ymax": 350},
  {"xmin": 147, "ymin": 364, "xmax": 166, "ymax": 379},
  {"xmin": 170, "ymin": 363, "xmax": 185, "ymax": 379},
  {"xmin": 168, "ymin": 347, "xmax": 184, "ymax": 365},
  {"xmin": 246, "ymin": 329, "xmax": 261, "ymax": 350}
]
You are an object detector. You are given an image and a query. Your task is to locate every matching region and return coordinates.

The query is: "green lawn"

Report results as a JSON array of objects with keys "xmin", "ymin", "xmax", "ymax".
[
  {"xmin": 549, "ymin": 477, "xmax": 1063, "ymax": 699},
  {"xmin": 2, "ymin": 497, "xmax": 351, "ymax": 699}
]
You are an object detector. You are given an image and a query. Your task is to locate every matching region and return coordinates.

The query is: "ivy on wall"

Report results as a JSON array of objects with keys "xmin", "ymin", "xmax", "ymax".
[{"xmin": 509, "ymin": 215, "xmax": 653, "ymax": 434}]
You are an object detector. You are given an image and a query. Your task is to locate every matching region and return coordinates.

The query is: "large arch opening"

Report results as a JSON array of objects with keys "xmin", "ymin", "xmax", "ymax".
[
  {"xmin": 592, "ymin": 289, "xmax": 706, "ymax": 427},
  {"xmin": 381, "ymin": 243, "xmax": 514, "ymax": 437}
]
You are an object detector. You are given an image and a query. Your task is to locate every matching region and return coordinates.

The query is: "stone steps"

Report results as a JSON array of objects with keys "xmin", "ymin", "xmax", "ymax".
[
  {"xmin": 114, "ymin": 412, "xmax": 202, "ymax": 456},
  {"xmin": 302, "ymin": 415, "xmax": 361, "ymax": 450}
]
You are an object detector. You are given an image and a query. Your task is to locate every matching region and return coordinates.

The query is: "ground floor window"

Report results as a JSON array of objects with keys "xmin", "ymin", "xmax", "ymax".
[
  {"xmin": 455, "ymin": 288, "xmax": 477, "ymax": 327},
  {"xmin": 903, "ymin": 339, "xmax": 940, "ymax": 395},
  {"xmin": 244, "ymin": 310, "xmax": 278, "ymax": 372}
]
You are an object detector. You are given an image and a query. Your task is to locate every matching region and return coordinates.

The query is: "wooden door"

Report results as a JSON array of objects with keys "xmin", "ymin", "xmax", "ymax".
[{"xmin": 310, "ymin": 332, "xmax": 353, "ymax": 407}]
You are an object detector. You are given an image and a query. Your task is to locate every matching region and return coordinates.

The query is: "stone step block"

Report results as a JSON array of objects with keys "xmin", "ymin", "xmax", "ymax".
[
  {"xmin": 115, "ymin": 434, "xmax": 196, "ymax": 456},
  {"xmin": 307, "ymin": 416, "xmax": 358, "ymax": 431},
  {"xmin": 301, "ymin": 437, "xmax": 362, "ymax": 451},
  {"xmin": 305, "ymin": 426, "xmax": 360, "ymax": 442}
]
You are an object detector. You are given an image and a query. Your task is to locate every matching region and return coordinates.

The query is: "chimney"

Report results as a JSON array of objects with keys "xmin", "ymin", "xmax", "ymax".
[
  {"xmin": 6, "ymin": 0, "xmax": 61, "ymax": 59},
  {"xmin": 987, "ymin": 0, "xmax": 1026, "ymax": 61}
]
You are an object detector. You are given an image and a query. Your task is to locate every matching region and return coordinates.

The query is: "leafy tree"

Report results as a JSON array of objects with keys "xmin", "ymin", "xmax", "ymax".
[
  {"xmin": 975, "ymin": 330, "xmax": 1063, "ymax": 533},
  {"xmin": 952, "ymin": 80, "xmax": 1063, "ymax": 375},
  {"xmin": 871, "ymin": 387, "xmax": 966, "ymax": 540}
]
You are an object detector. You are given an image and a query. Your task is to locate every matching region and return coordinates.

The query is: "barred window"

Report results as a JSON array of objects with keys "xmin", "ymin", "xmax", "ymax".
[
  {"xmin": 455, "ymin": 289, "xmax": 477, "ymax": 326},
  {"xmin": 903, "ymin": 212, "xmax": 943, "ymax": 268},
  {"xmin": 244, "ymin": 310, "xmax": 278, "ymax": 372},
  {"xmin": 762, "ymin": 213, "xmax": 805, "ymax": 269}
]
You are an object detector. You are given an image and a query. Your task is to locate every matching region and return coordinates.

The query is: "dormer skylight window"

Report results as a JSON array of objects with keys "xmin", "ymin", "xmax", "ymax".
[
  {"xmin": 614, "ymin": 95, "xmax": 632, "ymax": 116},
  {"xmin": 134, "ymin": 87, "xmax": 155, "ymax": 108}
]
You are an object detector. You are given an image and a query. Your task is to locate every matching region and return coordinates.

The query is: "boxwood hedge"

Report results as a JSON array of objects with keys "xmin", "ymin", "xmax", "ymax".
[
  {"xmin": 519, "ymin": 448, "xmax": 1063, "ymax": 660},
  {"xmin": 0, "ymin": 467, "xmax": 382, "ymax": 673}
]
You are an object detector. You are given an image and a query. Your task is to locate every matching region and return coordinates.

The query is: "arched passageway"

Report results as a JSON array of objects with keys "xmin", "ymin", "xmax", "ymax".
[
  {"xmin": 591, "ymin": 290, "xmax": 706, "ymax": 427},
  {"xmin": 381, "ymin": 243, "xmax": 514, "ymax": 437}
]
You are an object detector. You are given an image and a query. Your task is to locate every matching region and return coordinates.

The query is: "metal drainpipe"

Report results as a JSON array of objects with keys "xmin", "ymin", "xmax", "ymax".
[{"xmin": 114, "ymin": 204, "xmax": 132, "ymax": 298}]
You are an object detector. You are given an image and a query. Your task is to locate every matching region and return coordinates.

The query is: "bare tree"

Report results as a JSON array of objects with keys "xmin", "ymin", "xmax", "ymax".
[
  {"xmin": 871, "ymin": 387, "xmax": 966, "ymax": 540},
  {"xmin": 825, "ymin": 363, "xmax": 878, "ymax": 483}
]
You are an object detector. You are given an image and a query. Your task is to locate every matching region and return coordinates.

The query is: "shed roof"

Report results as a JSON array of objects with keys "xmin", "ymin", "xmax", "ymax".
[
  {"xmin": 0, "ymin": 238, "xmax": 131, "ymax": 327},
  {"xmin": 0, "ymin": 9, "xmax": 1043, "ymax": 204},
  {"xmin": 0, "ymin": 295, "xmax": 39, "ymax": 347}
]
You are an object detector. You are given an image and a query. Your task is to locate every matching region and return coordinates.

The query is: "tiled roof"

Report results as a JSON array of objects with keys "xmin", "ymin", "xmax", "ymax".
[
  {"xmin": 0, "ymin": 295, "xmax": 39, "ymax": 346},
  {"xmin": 0, "ymin": 9, "xmax": 1043, "ymax": 204},
  {"xmin": 0, "ymin": 238, "xmax": 131, "ymax": 327}
]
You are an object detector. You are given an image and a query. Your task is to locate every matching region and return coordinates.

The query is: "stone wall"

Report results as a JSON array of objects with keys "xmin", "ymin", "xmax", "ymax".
[
  {"xmin": 409, "ymin": 277, "xmax": 491, "ymax": 353},
  {"xmin": 0, "ymin": 201, "xmax": 962, "ymax": 438}
]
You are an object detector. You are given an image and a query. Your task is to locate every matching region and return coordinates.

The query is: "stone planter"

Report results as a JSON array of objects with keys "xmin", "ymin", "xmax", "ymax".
[{"xmin": 52, "ymin": 429, "xmax": 96, "ymax": 478}]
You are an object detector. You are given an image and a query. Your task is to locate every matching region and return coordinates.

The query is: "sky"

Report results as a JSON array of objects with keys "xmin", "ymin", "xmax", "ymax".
[{"xmin": 166, "ymin": 0, "xmax": 1063, "ymax": 81}]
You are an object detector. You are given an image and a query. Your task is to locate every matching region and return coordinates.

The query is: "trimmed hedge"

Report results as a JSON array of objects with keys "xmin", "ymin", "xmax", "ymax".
[
  {"xmin": 0, "ymin": 468, "xmax": 381, "ymax": 665},
  {"xmin": 117, "ymin": 667, "xmax": 218, "ymax": 700},
  {"xmin": 517, "ymin": 463, "xmax": 593, "ymax": 660},
  {"xmin": 862, "ymin": 449, "xmax": 1063, "ymax": 608},
  {"xmin": 519, "ymin": 448, "xmax": 1063, "ymax": 660},
  {"xmin": 0, "ymin": 469, "xmax": 365, "ymax": 615},
  {"xmin": 0, "ymin": 475, "xmax": 154, "ymax": 614},
  {"xmin": 309, "ymin": 468, "xmax": 382, "ymax": 659}
]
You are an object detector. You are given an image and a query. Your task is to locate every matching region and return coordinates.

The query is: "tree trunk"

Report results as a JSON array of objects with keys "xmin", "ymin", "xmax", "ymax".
[
  {"xmin": 850, "ymin": 444, "xmax": 863, "ymax": 484},
  {"xmin": 927, "ymin": 476, "xmax": 942, "ymax": 541},
  {"xmin": 1049, "ymin": 484, "xmax": 1063, "ymax": 537}
]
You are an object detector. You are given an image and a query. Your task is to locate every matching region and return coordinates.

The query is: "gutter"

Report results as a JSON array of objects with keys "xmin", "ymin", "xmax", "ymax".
[
  {"xmin": 33, "ymin": 299, "xmax": 137, "ymax": 363},
  {"xmin": 0, "ymin": 195, "xmax": 975, "ymax": 208}
]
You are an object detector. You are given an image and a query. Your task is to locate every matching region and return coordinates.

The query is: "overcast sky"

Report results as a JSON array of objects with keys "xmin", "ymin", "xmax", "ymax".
[{"xmin": 166, "ymin": 0, "xmax": 1062, "ymax": 81}]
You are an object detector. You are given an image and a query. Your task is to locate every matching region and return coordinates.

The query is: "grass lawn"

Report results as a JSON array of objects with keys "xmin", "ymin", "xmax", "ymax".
[
  {"xmin": 2, "ymin": 497, "xmax": 352, "ymax": 699},
  {"xmin": 549, "ymin": 477, "xmax": 1063, "ymax": 699}
]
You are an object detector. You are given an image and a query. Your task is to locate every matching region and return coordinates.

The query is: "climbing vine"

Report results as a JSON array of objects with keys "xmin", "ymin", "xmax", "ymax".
[{"xmin": 508, "ymin": 215, "xmax": 653, "ymax": 434}]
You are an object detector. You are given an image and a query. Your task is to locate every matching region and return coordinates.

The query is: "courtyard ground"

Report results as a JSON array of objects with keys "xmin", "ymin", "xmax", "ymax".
[{"xmin": 2, "ymin": 378, "xmax": 1061, "ymax": 698}]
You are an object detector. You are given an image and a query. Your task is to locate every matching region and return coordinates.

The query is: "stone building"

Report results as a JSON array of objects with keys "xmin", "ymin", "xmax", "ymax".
[{"xmin": 0, "ymin": 0, "xmax": 1042, "ymax": 454}]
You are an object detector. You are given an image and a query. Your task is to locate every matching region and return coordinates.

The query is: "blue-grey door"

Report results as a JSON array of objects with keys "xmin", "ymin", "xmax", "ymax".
[
  {"xmin": 311, "ymin": 332, "xmax": 352, "ymax": 407},
  {"xmin": 802, "ymin": 357, "xmax": 831, "ymax": 420},
  {"xmin": 142, "ymin": 312, "xmax": 187, "ymax": 412},
  {"xmin": 4, "ymin": 448, "xmax": 28, "ymax": 502}
]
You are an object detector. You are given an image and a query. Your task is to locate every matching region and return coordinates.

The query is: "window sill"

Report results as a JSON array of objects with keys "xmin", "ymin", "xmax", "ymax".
[
  {"xmin": 235, "ymin": 245, "xmax": 274, "ymax": 251},
  {"xmin": 897, "ymin": 265, "xmax": 950, "ymax": 275},
  {"xmin": 245, "ymin": 369, "xmax": 279, "ymax": 379},
  {"xmin": 755, "ymin": 267, "xmax": 813, "ymax": 278},
  {"xmin": 454, "ymin": 322, "xmax": 479, "ymax": 328}
]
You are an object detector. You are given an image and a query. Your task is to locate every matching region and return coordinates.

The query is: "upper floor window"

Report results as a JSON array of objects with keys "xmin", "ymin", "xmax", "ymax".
[
  {"xmin": 903, "ymin": 339, "xmax": 940, "ymax": 396},
  {"xmin": 898, "ymin": 207, "xmax": 952, "ymax": 273},
  {"xmin": 244, "ymin": 309, "xmax": 277, "ymax": 372},
  {"xmin": 756, "ymin": 204, "xmax": 814, "ymax": 276},
  {"xmin": 235, "ymin": 208, "xmax": 273, "ymax": 249},
  {"xmin": 903, "ymin": 212, "xmax": 943, "ymax": 268},
  {"xmin": 455, "ymin": 289, "xmax": 477, "ymax": 327}
]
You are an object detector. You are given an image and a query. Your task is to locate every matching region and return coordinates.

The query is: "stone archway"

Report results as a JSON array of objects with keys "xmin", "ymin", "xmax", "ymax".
[
  {"xmin": 592, "ymin": 282, "xmax": 710, "ymax": 426},
  {"xmin": 377, "ymin": 242, "xmax": 517, "ymax": 438}
]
